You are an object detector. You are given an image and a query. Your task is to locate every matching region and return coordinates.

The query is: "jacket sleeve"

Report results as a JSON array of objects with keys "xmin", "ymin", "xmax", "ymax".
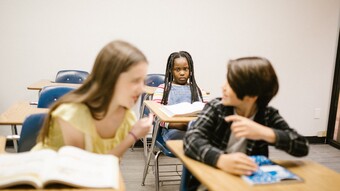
[
  {"xmin": 268, "ymin": 108, "xmax": 309, "ymax": 157},
  {"xmin": 183, "ymin": 99, "xmax": 225, "ymax": 167}
]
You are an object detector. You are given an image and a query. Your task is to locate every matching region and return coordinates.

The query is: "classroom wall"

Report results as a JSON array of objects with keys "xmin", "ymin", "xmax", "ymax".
[{"xmin": 0, "ymin": 0, "xmax": 339, "ymax": 137}]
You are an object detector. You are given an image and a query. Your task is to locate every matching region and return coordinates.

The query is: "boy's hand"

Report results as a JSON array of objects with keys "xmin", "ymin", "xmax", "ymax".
[
  {"xmin": 225, "ymin": 115, "xmax": 276, "ymax": 143},
  {"xmin": 131, "ymin": 114, "xmax": 153, "ymax": 139},
  {"xmin": 216, "ymin": 152, "xmax": 258, "ymax": 175}
]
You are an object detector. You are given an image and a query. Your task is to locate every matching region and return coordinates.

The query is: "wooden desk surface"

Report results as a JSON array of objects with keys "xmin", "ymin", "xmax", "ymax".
[
  {"xmin": 0, "ymin": 101, "xmax": 48, "ymax": 125},
  {"xmin": 144, "ymin": 100, "xmax": 196, "ymax": 123},
  {"xmin": 167, "ymin": 140, "xmax": 340, "ymax": 191},
  {"xmin": 27, "ymin": 79, "xmax": 81, "ymax": 90},
  {"xmin": 144, "ymin": 85, "xmax": 157, "ymax": 95}
]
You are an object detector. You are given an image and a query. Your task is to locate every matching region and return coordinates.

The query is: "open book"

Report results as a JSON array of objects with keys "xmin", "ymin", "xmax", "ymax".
[
  {"xmin": 160, "ymin": 101, "xmax": 205, "ymax": 117},
  {"xmin": 0, "ymin": 146, "xmax": 119, "ymax": 189},
  {"xmin": 242, "ymin": 155, "xmax": 303, "ymax": 185}
]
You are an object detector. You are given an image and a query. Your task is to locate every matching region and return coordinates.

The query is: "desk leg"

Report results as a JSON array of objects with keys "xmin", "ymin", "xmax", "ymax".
[
  {"xmin": 141, "ymin": 118, "xmax": 160, "ymax": 186},
  {"xmin": 11, "ymin": 125, "xmax": 18, "ymax": 152},
  {"xmin": 143, "ymin": 134, "xmax": 148, "ymax": 161}
]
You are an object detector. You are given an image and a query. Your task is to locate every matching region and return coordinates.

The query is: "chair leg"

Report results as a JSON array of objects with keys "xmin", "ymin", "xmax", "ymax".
[
  {"xmin": 155, "ymin": 150, "xmax": 162, "ymax": 191},
  {"xmin": 11, "ymin": 125, "xmax": 18, "ymax": 152}
]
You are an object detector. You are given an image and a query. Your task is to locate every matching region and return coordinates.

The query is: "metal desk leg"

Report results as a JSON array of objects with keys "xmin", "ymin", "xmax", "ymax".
[
  {"xmin": 141, "ymin": 118, "xmax": 160, "ymax": 186},
  {"xmin": 11, "ymin": 125, "xmax": 18, "ymax": 152}
]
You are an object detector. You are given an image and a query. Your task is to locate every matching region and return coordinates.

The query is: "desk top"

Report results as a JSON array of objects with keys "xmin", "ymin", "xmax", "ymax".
[
  {"xmin": 144, "ymin": 100, "xmax": 196, "ymax": 123},
  {"xmin": 144, "ymin": 85, "xmax": 157, "ymax": 95},
  {"xmin": 27, "ymin": 79, "xmax": 81, "ymax": 90},
  {"xmin": 0, "ymin": 101, "xmax": 48, "ymax": 125},
  {"xmin": 167, "ymin": 140, "xmax": 340, "ymax": 191}
]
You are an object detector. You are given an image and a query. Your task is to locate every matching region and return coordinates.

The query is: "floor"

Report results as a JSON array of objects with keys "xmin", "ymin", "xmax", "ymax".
[
  {"xmin": 5, "ymin": 143, "xmax": 340, "ymax": 191},
  {"xmin": 120, "ymin": 144, "xmax": 340, "ymax": 191}
]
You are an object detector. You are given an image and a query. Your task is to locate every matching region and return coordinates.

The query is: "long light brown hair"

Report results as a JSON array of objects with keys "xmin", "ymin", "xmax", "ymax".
[{"xmin": 38, "ymin": 40, "xmax": 147, "ymax": 143}]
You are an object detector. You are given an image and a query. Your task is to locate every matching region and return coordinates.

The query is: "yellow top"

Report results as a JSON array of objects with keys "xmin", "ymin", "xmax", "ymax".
[{"xmin": 32, "ymin": 103, "xmax": 136, "ymax": 154}]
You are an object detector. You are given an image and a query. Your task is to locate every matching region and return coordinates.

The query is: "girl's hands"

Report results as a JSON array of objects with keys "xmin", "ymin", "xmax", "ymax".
[
  {"xmin": 225, "ymin": 115, "xmax": 276, "ymax": 143},
  {"xmin": 216, "ymin": 153, "xmax": 258, "ymax": 175},
  {"xmin": 131, "ymin": 114, "xmax": 153, "ymax": 139}
]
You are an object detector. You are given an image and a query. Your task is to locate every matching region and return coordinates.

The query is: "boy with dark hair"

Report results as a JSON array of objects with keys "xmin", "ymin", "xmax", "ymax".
[{"xmin": 183, "ymin": 57, "xmax": 309, "ymax": 190}]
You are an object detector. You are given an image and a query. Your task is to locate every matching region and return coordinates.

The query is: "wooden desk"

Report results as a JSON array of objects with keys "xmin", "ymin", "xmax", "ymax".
[
  {"xmin": 144, "ymin": 100, "xmax": 196, "ymax": 123},
  {"xmin": 0, "ymin": 101, "xmax": 48, "ymax": 151},
  {"xmin": 0, "ymin": 136, "xmax": 125, "ymax": 191},
  {"xmin": 27, "ymin": 79, "xmax": 81, "ymax": 90},
  {"xmin": 0, "ymin": 101, "xmax": 48, "ymax": 125},
  {"xmin": 167, "ymin": 140, "xmax": 340, "ymax": 191},
  {"xmin": 141, "ymin": 101, "xmax": 196, "ymax": 186}
]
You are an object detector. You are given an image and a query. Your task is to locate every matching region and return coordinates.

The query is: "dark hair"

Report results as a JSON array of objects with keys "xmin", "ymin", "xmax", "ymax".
[
  {"xmin": 161, "ymin": 51, "xmax": 203, "ymax": 105},
  {"xmin": 227, "ymin": 57, "xmax": 279, "ymax": 109},
  {"xmin": 38, "ymin": 40, "xmax": 147, "ymax": 143}
]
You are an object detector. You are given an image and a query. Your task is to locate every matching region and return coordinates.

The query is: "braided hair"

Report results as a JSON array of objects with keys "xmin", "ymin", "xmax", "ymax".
[{"xmin": 161, "ymin": 51, "xmax": 203, "ymax": 105}]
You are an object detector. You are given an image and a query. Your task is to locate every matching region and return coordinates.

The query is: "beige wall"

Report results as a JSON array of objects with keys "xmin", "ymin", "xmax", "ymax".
[{"xmin": 0, "ymin": 0, "xmax": 339, "ymax": 136}]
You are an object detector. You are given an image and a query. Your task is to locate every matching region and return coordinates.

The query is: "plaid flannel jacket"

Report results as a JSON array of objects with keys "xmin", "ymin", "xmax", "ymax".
[{"xmin": 183, "ymin": 98, "xmax": 309, "ymax": 167}]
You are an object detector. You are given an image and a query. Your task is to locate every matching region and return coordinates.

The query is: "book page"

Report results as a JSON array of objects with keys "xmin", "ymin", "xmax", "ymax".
[
  {"xmin": 242, "ymin": 155, "xmax": 302, "ymax": 185},
  {"xmin": 0, "ymin": 149, "xmax": 57, "ymax": 189},
  {"xmin": 160, "ymin": 101, "xmax": 205, "ymax": 117},
  {"xmin": 42, "ymin": 146, "xmax": 119, "ymax": 189}
]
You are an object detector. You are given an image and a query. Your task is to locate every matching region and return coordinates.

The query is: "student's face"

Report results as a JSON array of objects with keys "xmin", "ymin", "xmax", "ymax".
[
  {"xmin": 114, "ymin": 61, "xmax": 148, "ymax": 109},
  {"xmin": 221, "ymin": 80, "xmax": 243, "ymax": 106},
  {"xmin": 172, "ymin": 57, "xmax": 190, "ymax": 85}
]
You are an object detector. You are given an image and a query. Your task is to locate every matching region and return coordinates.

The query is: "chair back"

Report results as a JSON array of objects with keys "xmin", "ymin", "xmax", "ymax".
[
  {"xmin": 18, "ymin": 113, "xmax": 46, "ymax": 152},
  {"xmin": 55, "ymin": 70, "xmax": 89, "ymax": 84},
  {"xmin": 140, "ymin": 74, "xmax": 165, "ymax": 117},
  {"xmin": 155, "ymin": 127, "xmax": 175, "ymax": 157},
  {"xmin": 37, "ymin": 86, "xmax": 75, "ymax": 108}
]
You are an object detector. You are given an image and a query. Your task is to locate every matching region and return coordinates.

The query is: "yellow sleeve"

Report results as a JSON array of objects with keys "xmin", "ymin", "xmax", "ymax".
[{"xmin": 51, "ymin": 103, "xmax": 93, "ymax": 134}]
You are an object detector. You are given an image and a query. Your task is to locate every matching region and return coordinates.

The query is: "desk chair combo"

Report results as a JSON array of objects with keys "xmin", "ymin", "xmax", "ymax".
[
  {"xmin": 141, "ymin": 116, "xmax": 185, "ymax": 191},
  {"xmin": 14, "ymin": 86, "xmax": 74, "ymax": 152},
  {"xmin": 55, "ymin": 69, "xmax": 89, "ymax": 84},
  {"xmin": 6, "ymin": 113, "xmax": 46, "ymax": 152},
  {"xmin": 141, "ymin": 105, "xmax": 195, "ymax": 191},
  {"xmin": 131, "ymin": 74, "xmax": 165, "ymax": 153}
]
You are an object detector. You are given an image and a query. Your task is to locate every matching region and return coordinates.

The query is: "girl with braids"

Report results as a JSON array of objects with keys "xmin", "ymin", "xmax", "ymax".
[
  {"xmin": 152, "ymin": 51, "xmax": 209, "ymax": 141},
  {"xmin": 32, "ymin": 40, "xmax": 153, "ymax": 158}
]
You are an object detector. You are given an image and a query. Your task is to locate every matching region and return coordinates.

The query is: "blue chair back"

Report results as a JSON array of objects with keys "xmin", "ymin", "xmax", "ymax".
[
  {"xmin": 37, "ymin": 86, "xmax": 75, "ymax": 108},
  {"xmin": 55, "ymin": 70, "xmax": 89, "ymax": 84},
  {"xmin": 18, "ymin": 113, "xmax": 46, "ymax": 152},
  {"xmin": 155, "ymin": 127, "xmax": 175, "ymax": 157},
  {"xmin": 140, "ymin": 74, "xmax": 165, "ymax": 117}
]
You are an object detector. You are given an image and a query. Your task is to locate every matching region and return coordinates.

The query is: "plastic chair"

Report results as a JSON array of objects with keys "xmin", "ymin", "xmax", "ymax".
[
  {"xmin": 18, "ymin": 113, "xmax": 46, "ymax": 152},
  {"xmin": 37, "ymin": 86, "xmax": 75, "ymax": 108},
  {"xmin": 55, "ymin": 70, "xmax": 89, "ymax": 84},
  {"xmin": 139, "ymin": 74, "xmax": 165, "ymax": 118},
  {"xmin": 132, "ymin": 74, "xmax": 165, "ymax": 153},
  {"xmin": 139, "ymin": 74, "xmax": 165, "ymax": 158}
]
